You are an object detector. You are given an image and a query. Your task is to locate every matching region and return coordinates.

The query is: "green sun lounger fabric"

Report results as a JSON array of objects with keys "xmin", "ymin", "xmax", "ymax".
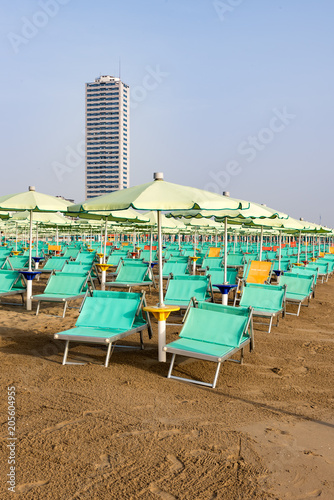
[
  {"xmin": 54, "ymin": 291, "xmax": 151, "ymax": 367},
  {"xmin": 164, "ymin": 302, "xmax": 253, "ymax": 388}
]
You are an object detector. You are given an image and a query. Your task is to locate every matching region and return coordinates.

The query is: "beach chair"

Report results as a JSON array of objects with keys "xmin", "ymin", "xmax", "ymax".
[
  {"xmin": 0, "ymin": 270, "xmax": 26, "ymax": 305},
  {"xmin": 278, "ymin": 274, "xmax": 313, "ymax": 316},
  {"xmin": 207, "ymin": 247, "xmax": 221, "ymax": 258},
  {"xmin": 164, "ymin": 275, "xmax": 214, "ymax": 321},
  {"xmin": 305, "ymin": 263, "xmax": 329, "ymax": 283},
  {"xmin": 41, "ymin": 256, "xmax": 68, "ymax": 273},
  {"xmin": 225, "ymin": 253, "xmax": 245, "ymax": 268},
  {"xmin": 75, "ymin": 252, "xmax": 97, "ymax": 266},
  {"xmin": 54, "ymin": 290, "xmax": 152, "ymax": 367},
  {"xmin": 238, "ymin": 283, "xmax": 286, "ymax": 333},
  {"xmin": 234, "ymin": 260, "xmax": 273, "ymax": 305},
  {"xmin": 6, "ymin": 256, "xmax": 29, "ymax": 270},
  {"xmin": 200, "ymin": 257, "xmax": 223, "ymax": 271},
  {"xmin": 31, "ymin": 272, "xmax": 90, "ymax": 317},
  {"xmin": 164, "ymin": 302, "xmax": 253, "ymax": 388},
  {"xmin": 62, "ymin": 248, "xmax": 80, "ymax": 260},
  {"xmin": 106, "ymin": 261, "xmax": 154, "ymax": 291},
  {"xmin": 162, "ymin": 261, "xmax": 189, "ymax": 279}
]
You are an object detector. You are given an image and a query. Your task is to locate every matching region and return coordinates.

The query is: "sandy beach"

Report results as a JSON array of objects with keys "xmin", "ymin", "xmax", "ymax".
[{"xmin": 1, "ymin": 275, "xmax": 333, "ymax": 499}]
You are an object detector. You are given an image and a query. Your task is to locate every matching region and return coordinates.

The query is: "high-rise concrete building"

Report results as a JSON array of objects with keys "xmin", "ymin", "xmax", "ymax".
[{"xmin": 85, "ymin": 75, "xmax": 129, "ymax": 198}]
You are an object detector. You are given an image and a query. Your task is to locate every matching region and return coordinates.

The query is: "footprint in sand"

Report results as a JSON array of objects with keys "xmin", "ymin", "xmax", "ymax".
[
  {"xmin": 42, "ymin": 418, "xmax": 85, "ymax": 433},
  {"xmin": 95, "ymin": 453, "xmax": 111, "ymax": 469},
  {"xmin": 16, "ymin": 480, "xmax": 49, "ymax": 494},
  {"xmin": 167, "ymin": 454, "xmax": 184, "ymax": 472},
  {"xmin": 149, "ymin": 484, "xmax": 177, "ymax": 500}
]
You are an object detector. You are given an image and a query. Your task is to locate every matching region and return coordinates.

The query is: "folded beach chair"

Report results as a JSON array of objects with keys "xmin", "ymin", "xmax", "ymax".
[
  {"xmin": 238, "ymin": 283, "xmax": 286, "ymax": 333},
  {"xmin": 54, "ymin": 290, "xmax": 152, "ymax": 367},
  {"xmin": 278, "ymin": 274, "xmax": 313, "ymax": 316},
  {"xmin": 164, "ymin": 302, "xmax": 253, "ymax": 388},
  {"xmin": 0, "ymin": 270, "xmax": 26, "ymax": 305},
  {"xmin": 31, "ymin": 272, "xmax": 90, "ymax": 317},
  {"xmin": 106, "ymin": 261, "xmax": 154, "ymax": 291},
  {"xmin": 41, "ymin": 256, "xmax": 68, "ymax": 273}
]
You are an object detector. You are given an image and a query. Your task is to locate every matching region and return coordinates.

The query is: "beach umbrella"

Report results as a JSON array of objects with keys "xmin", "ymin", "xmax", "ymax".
[
  {"xmin": 68, "ymin": 172, "xmax": 247, "ymax": 361},
  {"xmin": 0, "ymin": 187, "xmax": 70, "ymax": 310}
]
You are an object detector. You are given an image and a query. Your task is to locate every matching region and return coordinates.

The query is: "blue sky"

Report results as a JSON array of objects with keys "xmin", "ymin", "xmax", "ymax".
[{"xmin": 1, "ymin": 0, "xmax": 333, "ymax": 226}]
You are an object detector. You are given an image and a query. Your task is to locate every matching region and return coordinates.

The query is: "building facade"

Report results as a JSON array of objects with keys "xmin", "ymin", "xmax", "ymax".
[{"xmin": 85, "ymin": 75, "xmax": 129, "ymax": 198}]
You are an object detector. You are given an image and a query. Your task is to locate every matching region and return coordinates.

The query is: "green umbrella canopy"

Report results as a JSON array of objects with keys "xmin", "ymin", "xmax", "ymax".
[
  {"xmin": 0, "ymin": 187, "xmax": 69, "ymax": 212},
  {"xmin": 168, "ymin": 201, "xmax": 288, "ymax": 221},
  {"xmin": 66, "ymin": 207, "xmax": 150, "ymax": 223},
  {"xmin": 142, "ymin": 211, "xmax": 186, "ymax": 230},
  {"xmin": 10, "ymin": 211, "xmax": 72, "ymax": 225},
  {"xmin": 68, "ymin": 175, "xmax": 245, "ymax": 213}
]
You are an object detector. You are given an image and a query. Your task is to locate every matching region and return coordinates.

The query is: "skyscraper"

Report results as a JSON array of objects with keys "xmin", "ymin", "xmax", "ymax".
[{"xmin": 85, "ymin": 75, "xmax": 129, "ymax": 198}]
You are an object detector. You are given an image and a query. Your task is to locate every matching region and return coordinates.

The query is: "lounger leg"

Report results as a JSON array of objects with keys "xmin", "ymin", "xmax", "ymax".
[
  {"xmin": 62, "ymin": 340, "xmax": 70, "ymax": 365},
  {"xmin": 268, "ymin": 316, "xmax": 273, "ymax": 334},
  {"xmin": 36, "ymin": 301, "xmax": 41, "ymax": 316},
  {"xmin": 104, "ymin": 343, "xmax": 112, "ymax": 368},
  {"xmin": 62, "ymin": 302, "xmax": 68, "ymax": 319},
  {"xmin": 212, "ymin": 362, "xmax": 222, "ymax": 389},
  {"xmin": 139, "ymin": 331, "xmax": 144, "ymax": 349},
  {"xmin": 167, "ymin": 354, "xmax": 176, "ymax": 379},
  {"xmin": 240, "ymin": 348, "xmax": 244, "ymax": 365},
  {"xmin": 297, "ymin": 303, "xmax": 301, "ymax": 316}
]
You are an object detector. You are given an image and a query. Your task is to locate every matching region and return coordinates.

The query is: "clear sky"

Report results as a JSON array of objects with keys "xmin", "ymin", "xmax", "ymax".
[{"xmin": 1, "ymin": 0, "xmax": 333, "ymax": 226}]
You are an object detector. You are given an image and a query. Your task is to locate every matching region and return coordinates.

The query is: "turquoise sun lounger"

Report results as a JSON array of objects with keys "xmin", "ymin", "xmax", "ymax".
[
  {"xmin": 164, "ymin": 302, "xmax": 253, "ymax": 388},
  {"xmin": 54, "ymin": 290, "xmax": 152, "ymax": 367}
]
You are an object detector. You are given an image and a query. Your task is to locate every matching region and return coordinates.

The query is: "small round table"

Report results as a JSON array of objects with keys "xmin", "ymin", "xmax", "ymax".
[
  {"xmin": 189, "ymin": 256, "xmax": 200, "ymax": 275},
  {"xmin": 143, "ymin": 305, "xmax": 180, "ymax": 362},
  {"xmin": 96, "ymin": 263, "xmax": 112, "ymax": 290}
]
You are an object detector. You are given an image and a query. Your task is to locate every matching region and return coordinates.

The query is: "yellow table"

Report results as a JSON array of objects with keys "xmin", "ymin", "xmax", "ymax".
[
  {"xmin": 189, "ymin": 256, "xmax": 200, "ymax": 275},
  {"xmin": 143, "ymin": 305, "xmax": 180, "ymax": 362},
  {"xmin": 96, "ymin": 263, "xmax": 112, "ymax": 290}
]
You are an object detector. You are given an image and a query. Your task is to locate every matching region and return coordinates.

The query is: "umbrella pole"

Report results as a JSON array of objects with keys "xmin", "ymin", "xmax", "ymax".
[
  {"xmin": 149, "ymin": 228, "xmax": 153, "ymax": 266},
  {"xmin": 15, "ymin": 223, "xmax": 18, "ymax": 252},
  {"xmin": 224, "ymin": 217, "xmax": 228, "ymax": 284},
  {"xmin": 157, "ymin": 210, "xmax": 166, "ymax": 362},
  {"xmin": 278, "ymin": 230, "xmax": 282, "ymax": 271},
  {"xmin": 259, "ymin": 226, "xmax": 264, "ymax": 261},
  {"xmin": 297, "ymin": 231, "xmax": 301, "ymax": 264},
  {"xmin": 25, "ymin": 210, "xmax": 34, "ymax": 311},
  {"xmin": 305, "ymin": 235, "xmax": 307, "ymax": 262}
]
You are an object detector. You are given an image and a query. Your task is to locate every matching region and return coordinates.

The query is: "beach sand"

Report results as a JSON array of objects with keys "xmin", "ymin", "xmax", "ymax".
[{"xmin": 0, "ymin": 275, "xmax": 333, "ymax": 499}]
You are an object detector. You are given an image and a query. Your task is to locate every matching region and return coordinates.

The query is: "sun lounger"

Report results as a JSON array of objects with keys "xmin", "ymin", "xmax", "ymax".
[
  {"xmin": 41, "ymin": 256, "xmax": 68, "ymax": 273},
  {"xmin": 238, "ymin": 283, "xmax": 286, "ymax": 333},
  {"xmin": 164, "ymin": 302, "xmax": 253, "ymax": 388},
  {"xmin": 105, "ymin": 261, "xmax": 154, "ymax": 291},
  {"xmin": 234, "ymin": 260, "xmax": 273, "ymax": 305},
  {"xmin": 278, "ymin": 274, "xmax": 313, "ymax": 316},
  {"xmin": 0, "ymin": 270, "xmax": 26, "ymax": 305},
  {"xmin": 164, "ymin": 275, "xmax": 214, "ymax": 310},
  {"xmin": 162, "ymin": 261, "xmax": 189, "ymax": 278},
  {"xmin": 31, "ymin": 272, "xmax": 90, "ymax": 317},
  {"xmin": 54, "ymin": 290, "xmax": 152, "ymax": 367}
]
